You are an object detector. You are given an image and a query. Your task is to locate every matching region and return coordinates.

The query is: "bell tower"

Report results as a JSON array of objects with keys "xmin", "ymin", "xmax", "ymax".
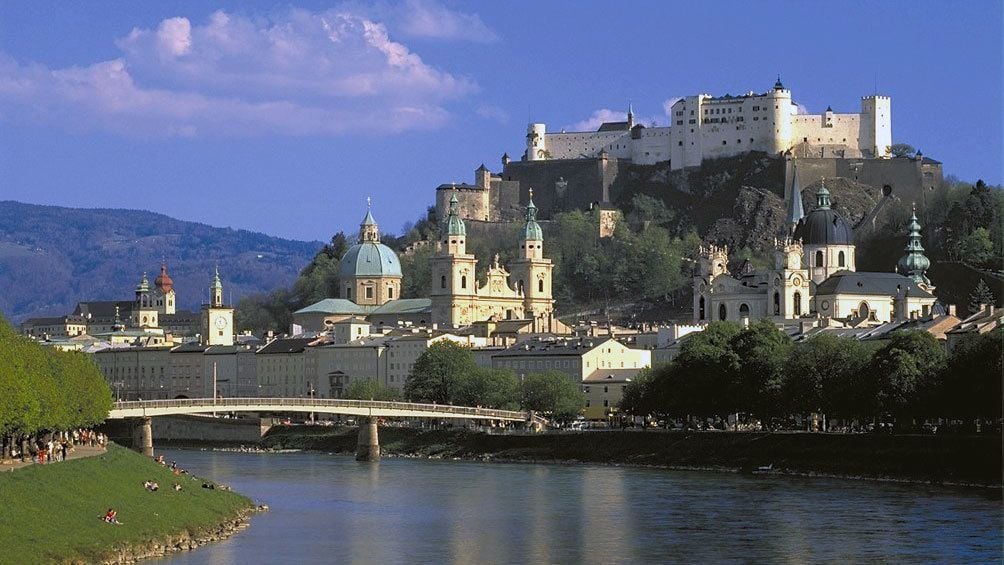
[
  {"xmin": 201, "ymin": 267, "xmax": 234, "ymax": 346},
  {"xmin": 131, "ymin": 272, "xmax": 159, "ymax": 328},
  {"xmin": 510, "ymin": 189, "xmax": 555, "ymax": 329},
  {"xmin": 430, "ymin": 193, "xmax": 478, "ymax": 328}
]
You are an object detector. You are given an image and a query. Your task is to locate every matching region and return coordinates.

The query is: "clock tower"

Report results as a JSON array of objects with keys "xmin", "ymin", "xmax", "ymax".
[{"xmin": 201, "ymin": 267, "xmax": 234, "ymax": 346}]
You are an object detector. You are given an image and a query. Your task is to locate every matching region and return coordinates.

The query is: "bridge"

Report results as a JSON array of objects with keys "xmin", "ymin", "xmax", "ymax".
[{"xmin": 108, "ymin": 398, "xmax": 542, "ymax": 461}]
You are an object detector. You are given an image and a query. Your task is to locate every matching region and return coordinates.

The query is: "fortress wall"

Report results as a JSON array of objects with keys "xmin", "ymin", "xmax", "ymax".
[
  {"xmin": 545, "ymin": 131, "xmax": 629, "ymax": 159},
  {"xmin": 501, "ymin": 158, "xmax": 621, "ymax": 217},
  {"xmin": 787, "ymin": 157, "xmax": 941, "ymax": 207}
]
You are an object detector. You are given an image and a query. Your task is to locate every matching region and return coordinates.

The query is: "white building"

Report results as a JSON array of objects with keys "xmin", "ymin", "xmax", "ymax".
[{"xmin": 526, "ymin": 79, "xmax": 892, "ymax": 168}]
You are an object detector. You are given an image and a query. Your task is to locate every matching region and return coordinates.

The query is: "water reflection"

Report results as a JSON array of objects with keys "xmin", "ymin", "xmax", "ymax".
[{"xmin": 162, "ymin": 450, "xmax": 1001, "ymax": 564}]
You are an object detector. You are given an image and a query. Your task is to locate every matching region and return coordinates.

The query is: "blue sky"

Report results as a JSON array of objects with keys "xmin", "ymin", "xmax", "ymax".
[{"xmin": 1, "ymin": 1, "xmax": 1000, "ymax": 241}]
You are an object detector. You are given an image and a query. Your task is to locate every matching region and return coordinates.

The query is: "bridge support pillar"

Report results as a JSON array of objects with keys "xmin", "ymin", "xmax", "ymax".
[
  {"xmin": 355, "ymin": 418, "xmax": 380, "ymax": 462},
  {"xmin": 132, "ymin": 417, "xmax": 154, "ymax": 458}
]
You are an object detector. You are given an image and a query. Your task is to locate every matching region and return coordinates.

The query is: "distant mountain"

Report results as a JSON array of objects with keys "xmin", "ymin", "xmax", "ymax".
[{"xmin": 0, "ymin": 201, "xmax": 321, "ymax": 323}]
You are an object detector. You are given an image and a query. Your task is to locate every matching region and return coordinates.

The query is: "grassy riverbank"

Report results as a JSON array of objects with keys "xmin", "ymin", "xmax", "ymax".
[
  {"xmin": 263, "ymin": 426, "xmax": 1002, "ymax": 487},
  {"xmin": 0, "ymin": 444, "xmax": 254, "ymax": 564}
]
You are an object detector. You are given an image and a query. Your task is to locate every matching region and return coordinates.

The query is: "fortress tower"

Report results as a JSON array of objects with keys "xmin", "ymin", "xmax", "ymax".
[
  {"xmin": 861, "ymin": 95, "xmax": 892, "ymax": 158},
  {"xmin": 527, "ymin": 123, "xmax": 547, "ymax": 161}
]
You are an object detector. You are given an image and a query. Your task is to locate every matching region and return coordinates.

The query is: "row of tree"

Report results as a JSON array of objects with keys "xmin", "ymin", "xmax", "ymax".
[
  {"xmin": 343, "ymin": 341, "xmax": 586, "ymax": 421},
  {"xmin": 0, "ymin": 317, "xmax": 113, "ymax": 460},
  {"xmin": 620, "ymin": 321, "xmax": 1001, "ymax": 430}
]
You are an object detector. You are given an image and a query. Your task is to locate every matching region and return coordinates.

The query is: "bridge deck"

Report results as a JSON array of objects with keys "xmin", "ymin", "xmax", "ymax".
[{"xmin": 108, "ymin": 397, "xmax": 530, "ymax": 422}]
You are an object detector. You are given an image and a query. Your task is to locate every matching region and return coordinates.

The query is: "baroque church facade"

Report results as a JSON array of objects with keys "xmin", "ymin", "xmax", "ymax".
[
  {"xmin": 693, "ymin": 171, "xmax": 937, "ymax": 325},
  {"xmin": 431, "ymin": 191, "xmax": 557, "ymax": 331}
]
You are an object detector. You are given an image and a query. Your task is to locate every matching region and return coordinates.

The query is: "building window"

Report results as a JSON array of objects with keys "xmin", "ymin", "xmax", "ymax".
[
  {"xmin": 719, "ymin": 304, "xmax": 727, "ymax": 321},
  {"xmin": 461, "ymin": 276, "xmax": 467, "ymax": 289},
  {"xmin": 773, "ymin": 292, "xmax": 780, "ymax": 315},
  {"xmin": 388, "ymin": 286, "xmax": 394, "ymax": 299},
  {"xmin": 793, "ymin": 292, "xmax": 802, "ymax": 316},
  {"xmin": 838, "ymin": 251, "xmax": 846, "ymax": 267},
  {"xmin": 739, "ymin": 303, "xmax": 750, "ymax": 318},
  {"xmin": 699, "ymin": 296, "xmax": 706, "ymax": 320},
  {"xmin": 815, "ymin": 250, "xmax": 824, "ymax": 267},
  {"xmin": 441, "ymin": 275, "xmax": 446, "ymax": 289},
  {"xmin": 365, "ymin": 287, "xmax": 373, "ymax": 299},
  {"xmin": 538, "ymin": 279, "xmax": 544, "ymax": 293}
]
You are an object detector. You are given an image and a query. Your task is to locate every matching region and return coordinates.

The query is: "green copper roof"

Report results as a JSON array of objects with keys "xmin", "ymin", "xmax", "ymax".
[
  {"xmin": 338, "ymin": 241, "xmax": 402, "ymax": 278},
  {"xmin": 135, "ymin": 272, "xmax": 150, "ymax": 293},
  {"xmin": 524, "ymin": 191, "xmax": 543, "ymax": 241},
  {"xmin": 815, "ymin": 180, "xmax": 831, "ymax": 210},
  {"xmin": 211, "ymin": 266, "xmax": 223, "ymax": 290},
  {"xmin": 897, "ymin": 207, "xmax": 931, "ymax": 285},
  {"xmin": 445, "ymin": 192, "xmax": 466, "ymax": 237}
]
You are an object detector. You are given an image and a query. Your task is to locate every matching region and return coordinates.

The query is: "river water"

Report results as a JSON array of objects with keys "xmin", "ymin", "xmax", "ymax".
[{"xmin": 160, "ymin": 449, "xmax": 1000, "ymax": 564}]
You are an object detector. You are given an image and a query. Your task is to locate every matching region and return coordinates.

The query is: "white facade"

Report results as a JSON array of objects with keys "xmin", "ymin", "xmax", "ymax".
[{"xmin": 527, "ymin": 82, "xmax": 892, "ymax": 168}]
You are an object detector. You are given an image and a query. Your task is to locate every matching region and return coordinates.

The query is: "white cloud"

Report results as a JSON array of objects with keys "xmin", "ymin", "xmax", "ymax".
[
  {"xmin": 476, "ymin": 104, "xmax": 509, "ymax": 123},
  {"xmin": 566, "ymin": 103, "xmax": 673, "ymax": 132},
  {"xmin": 396, "ymin": 0, "xmax": 498, "ymax": 42},
  {"xmin": 0, "ymin": 7, "xmax": 478, "ymax": 137}
]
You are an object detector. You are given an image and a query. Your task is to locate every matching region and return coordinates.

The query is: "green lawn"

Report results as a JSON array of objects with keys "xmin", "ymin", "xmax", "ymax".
[{"xmin": 0, "ymin": 444, "xmax": 253, "ymax": 564}]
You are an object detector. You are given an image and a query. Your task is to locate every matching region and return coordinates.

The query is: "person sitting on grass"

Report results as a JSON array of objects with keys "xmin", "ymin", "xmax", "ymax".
[
  {"xmin": 173, "ymin": 483, "xmax": 182, "ymax": 491},
  {"xmin": 101, "ymin": 508, "xmax": 121, "ymax": 525}
]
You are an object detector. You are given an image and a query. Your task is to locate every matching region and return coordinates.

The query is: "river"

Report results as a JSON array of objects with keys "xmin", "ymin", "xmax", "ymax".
[{"xmin": 160, "ymin": 449, "xmax": 1000, "ymax": 564}]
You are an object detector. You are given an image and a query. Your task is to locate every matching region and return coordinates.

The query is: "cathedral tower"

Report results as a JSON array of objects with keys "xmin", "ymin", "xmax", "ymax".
[
  {"xmin": 154, "ymin": 261, "xmax": 176, "ymax": 315},
  {"xmin": 510, "ymin": 190, "xmax": 555, "ymax": 328},
  {"xmin": 430, "ymin": 193, "xmax": 478, "ymax": 327},
  {"xmin": 131, "ymin": 272, "xmax": 158, "ymax": 328},
  {"xmin": 897, "ymin": 205, "xmax": 933, "ymax": 289}
]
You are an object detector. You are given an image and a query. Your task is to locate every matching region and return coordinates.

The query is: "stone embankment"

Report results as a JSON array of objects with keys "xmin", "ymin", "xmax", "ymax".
[
  {"xmin": 101, "ymin": 505, "xmax": 268, "ymax": 564},
  {"xmin": 262, "ymin": 426, "xmax": 1003, "ymax": 488}
]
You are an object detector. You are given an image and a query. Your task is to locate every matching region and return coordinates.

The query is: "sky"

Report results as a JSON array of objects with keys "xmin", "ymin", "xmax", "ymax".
[{"xmin": 1, "ymin": 1, "xmax": 1001, "ymax": 242}]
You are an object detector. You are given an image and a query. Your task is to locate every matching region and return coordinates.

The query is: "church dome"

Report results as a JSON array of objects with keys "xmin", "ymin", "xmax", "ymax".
[
  {"xmin": 793, "ymin": 184, "xmax": 854, "ymax": 246},
  {"xmin": 338, "ymin": 242, "xmax": 402, "ymax": 279},
  {"xmin": 154, "ymin": 262, "xmax": 174, "ymax": 293},
  {"xmin": 338, "ymin": 204, "xmax": 402, "ymax": 279}
]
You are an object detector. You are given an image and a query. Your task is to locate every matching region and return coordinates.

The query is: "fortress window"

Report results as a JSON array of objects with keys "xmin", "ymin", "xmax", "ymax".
[
  {"xmin": 679, "ymin": 141, "xmax": 683, "ymax": 146},
  {"xmin": 750, "ymin": 138, "xmax": 754, "ymax": 143},
  {"xmin": 737, "ymin": 139, "xmax": 741, "ymax": 144},
  {"xmin": 677, "ymin": 120, "xmax": 683, "ymax": 125},
  {"xmin": 804, "ymin": 137, "xmax": 808, "ymax": 142},
  {"xmin": 722, "ymin": 140, "xmax": 727, "ymax": 145},
  {"xmin": 690, "ymin": 110, "xmax": 694, "ymax": 115}
]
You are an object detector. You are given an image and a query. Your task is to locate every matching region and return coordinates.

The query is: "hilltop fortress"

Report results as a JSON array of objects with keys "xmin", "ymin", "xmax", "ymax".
[
  {"xmin": 436, "ymin": 79, "xmax": 941, "ymax": 224},
  {"xmin": 526, "ymin": 77, "xmax": 891, "ymax": 167}
]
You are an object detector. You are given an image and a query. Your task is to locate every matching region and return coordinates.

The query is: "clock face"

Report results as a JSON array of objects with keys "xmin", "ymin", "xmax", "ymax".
[
  {"xmin": 215, "ymin": 315, "xmax": 227, "ymax": 329},
  {"xmin": 792, "ymin": 277, "xmax": 802, "ymax": 287},
  {"xmin": 821, "ymin": 300, "xmax": 830, "ymax": 310}
]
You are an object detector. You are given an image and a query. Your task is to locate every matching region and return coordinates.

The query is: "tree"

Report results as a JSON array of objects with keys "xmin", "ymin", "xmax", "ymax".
[
  {"xmin": 869, "ymin": 331, "xmax": 947, "ymax": 427},
  {"xmin": 618, "ymin": 367, "xmax": 654, "ymax": 416},
  {"xmin": 521, "ymin": 371, "xmax": 586, "ymax": 422},
  {"xmin": 943, "ymin": 329, "xmax": 1003, "ymax": 427},
  {"xmin": 968, "ymin": 280, "xmax": 996, "ymax": 314},
  {"xmin": 453, "ymin": 368, "xmax": 520, "ymax": 409},
  {"xmin": 889, "ymin": 143, "xmax": 916, "ymax": 158},
  {"xmin": 782, "ymin": 334, "xmax": 873, "ymax": 423},
  {"xmin": 671, "ymin": 321, "xmax": 743, "ymax": 418},
  {"xmin": 729, "ymin": 320, "xmax": 792, "ymax": 425},
  {"xmin": 404, "ymin": 341, "xmax": 477, "ymax": 404},
  {"xmin": 344, "ymin": 378, "xmax": 401, "ymax": 401}
]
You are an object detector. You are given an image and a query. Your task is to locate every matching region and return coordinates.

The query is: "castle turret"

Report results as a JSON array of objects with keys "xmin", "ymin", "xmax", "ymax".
[
  {"xmin": 767, "ymin": 76, "xmax": 793, "ymax": 155},
  {"xmin": 897, "ymin": 205, "xmax": 932, "ymax": 287},
  {"xmin": 861, "ymin": 94, "xmax": 892, "ymax": 158},
  {"xmin": 527, "ymin": 123, "xmax": 547, "ymax": 161}
]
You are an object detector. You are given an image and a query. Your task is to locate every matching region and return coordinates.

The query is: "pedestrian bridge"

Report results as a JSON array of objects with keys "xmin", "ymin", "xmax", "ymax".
[
  {"xmin": 108, "ymin": 397, "xmax": 531, "ymax": 422},
  {"xmin": 107, "ymin": 398, "xmax": 544, "ymax": 461}
]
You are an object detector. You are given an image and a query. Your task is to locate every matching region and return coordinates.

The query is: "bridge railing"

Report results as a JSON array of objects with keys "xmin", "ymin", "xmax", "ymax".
[{"xmin": 112, "ymin": 397, "xmax": 529, "ymax": 421}]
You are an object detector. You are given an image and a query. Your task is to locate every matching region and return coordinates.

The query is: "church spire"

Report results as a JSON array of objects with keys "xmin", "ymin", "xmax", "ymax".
[
  {"xmin": 524, "ymin": 188, "xmax": 543, "ymax": 242},
  {"xmin": 897, "ymin": 204, "xmax": 931, "ymax": 286},
  {"xmin": 445, "ymin": 191, "xmax": 466, "ymax": 237},
  {"xmin": 815, "ymin": 178, "xmax": 831, "ymax": 210},
  {"xmin": 359, "ymin": 197, "xmax": 380, "ymax": 243},
  {"xmin": 627, "ymin": 101, "xmax": 634, "ymax": 128},
  {"xmin": 786, "ymin": 166, "xmax": 805, "ymax": 234},
  {"xmin": 210, "ymin": 266, "xmax": 224, "ymax": 307}
]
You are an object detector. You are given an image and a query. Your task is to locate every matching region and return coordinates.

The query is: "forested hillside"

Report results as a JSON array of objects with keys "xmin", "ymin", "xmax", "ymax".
[{"xmin": 0, "ymin": 201, "xmax": 320, "ymax": 323}]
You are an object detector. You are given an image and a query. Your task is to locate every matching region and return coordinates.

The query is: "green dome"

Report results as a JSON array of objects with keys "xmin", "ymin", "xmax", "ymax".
[
  {"xmin": 524, "ymin": 194, "xmax": 543, "ymax": 241},
  {"xmin": 339, "ymin": 242, "xmax": 402, "ymax": 279},
  {"xmin": 445, "ymin": 193, "xmax": 466, "ymax": 237},
  {"xmin": 897, "ymin": 208, "xmax": 930, "ymax": 285}
]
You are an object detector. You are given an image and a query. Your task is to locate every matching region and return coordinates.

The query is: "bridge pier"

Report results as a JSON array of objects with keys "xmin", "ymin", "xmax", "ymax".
[
  {"xmin": 131, "ymin": 417, "xmax": 154, "ymax": 458},
  {"xmin": 355, "ymin": 418, "xmax": 380, "ymax": 462}
]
